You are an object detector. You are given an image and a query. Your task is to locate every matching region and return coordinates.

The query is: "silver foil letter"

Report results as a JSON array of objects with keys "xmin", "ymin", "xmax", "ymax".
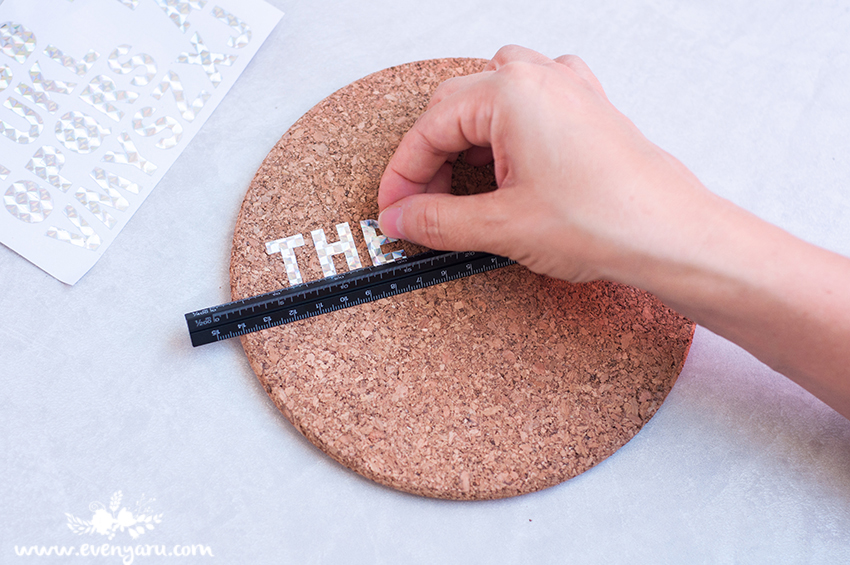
[
  {"xmin": 80, "ymin": 75, "xmax": 139, "ymax": 121},
  {"xmin": 90, "ymin": 167, "xmax": 140, "ymax": 195},
  {"xmin": 154, "ymin": 0, "xmax": 207, "ymax": 33},
  {"xmin": 26, "ymin": 145, "xmax": 71, "ymax": 192},
  {"xmin": 360, "ymin": 219, "xmax": 405, "ymax": 266},
  {"xmin": 4, "ymin": 180, "xmax": 52, "ymax": 223},
  {"xmin": 1, "ymin": 97, "xmax": 43, "ymax": 144},
  {"xmin": 151, "ymin": 70, "xmax": 209, "ymax": 122},
  {"xmin": 46, "ymin": 205, "xmax": 101, "ymax": 250},
  {"xmin": 132, "ymin": 107, "xmax": 183, "ymax": 149},
  {"xmin": 1, "ymin": 22, "xmax": 36, "ymax": 64},
  {"xmin": 74, "ymin": 181, "xmax": 130, "ymax": 229},
  {"xmin": 212, "ymin": 6, "xmax": 252, "ymax": 49},
  {"xmin": 311, "ymin": 222, "xmax": 362, "ymax": 278},
  {"xmin": 44, "ymin": 45, "xmax": 99, "ymax": 77},
  {"xmin": 107, "ymin": 45, "xmax": 157, "ymax": 87},
  {"xmin": 55, "ymin": 110, "xmax": 110, "ymax": 154},
  {"xmin": 16, "ymin": 61, "xmax": 76, "ymax": 114},
  {"xmin": 266, "ymin": 234, "xmax": 306, "ymax": 286},
  {"xmin": 102, "ymin": 131, "xmax": 157, "ymax": 175},
  {"xmin": 0, "ymin": 64, "xmax": 12, "ymax": 91},
  {"xmin": 177, "ymin": 32, "xmax": 237, "ymax": 88}
]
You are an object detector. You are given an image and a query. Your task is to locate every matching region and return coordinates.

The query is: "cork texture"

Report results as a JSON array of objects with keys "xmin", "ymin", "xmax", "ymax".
[{"xmin": 230, "ymin": 58, "xmax": 696, "ymax": 500}]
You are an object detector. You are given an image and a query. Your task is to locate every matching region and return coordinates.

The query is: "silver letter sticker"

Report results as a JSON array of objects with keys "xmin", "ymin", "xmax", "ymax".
[
  {"xmin": 360, "ymin": 219, "xmax": 405, "ymax": 266},
  {"xmin": 311, "ymin": 222, "xmax": 362, "ymax": 278},
  {"xmin": 265, "ymin": 233, "xmax": 306, "ymax": 286}
]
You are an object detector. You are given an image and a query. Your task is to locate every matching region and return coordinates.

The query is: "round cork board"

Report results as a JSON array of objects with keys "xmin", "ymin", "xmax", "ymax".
[{"xmin": 231, "ymin": 58, "xmax": 695, "ymax": 500}]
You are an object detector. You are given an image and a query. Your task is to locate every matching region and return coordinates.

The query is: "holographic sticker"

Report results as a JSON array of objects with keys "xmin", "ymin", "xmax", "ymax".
[
  {"xmin": 44, "ymin": 45, "xmax": 99, "ymax": 77},
  {"xmin": 0, "ymin": 0, "xmax": 283, "ymax": 284},
  {"xmin": 74, "ymin": 182, "xmax": 129, "ymax": 229},
  {"xmin": 102, "ymin": 131, "xmax": 157, "ymax": 175},
  {"xmin": 311, "ymin": 222, "xmax": 363, "ymax": 278},
  {"xmin": 54, "ymin": 110, "xmax": 111, "ymax": 154},
  {"xmin": 0, "ymin": 64, "xmax": 11, "ymax": 91},
  {"xmin": 25, "ymin": 145, "xmax": 71, "ymax": 192},
  {"xmin": 1, "ymin": 22, "xmax": 36, "ymax": 64},
  {"xmin": 212, "ymin": 6, "xmax": 252, "ymax": 49},
  {"xmin": 1, "ymin": 97, "xmax": 43, "ymax": 144},
  {"xmin": 177, "ymin": 32, "xmax": 237, "ymax": 88},
  {"xmin": 80, "ymin": 75, "xmax": 139, "ymax": 121},
  {"xmin": 46, "ymin": 205, "xmax": 101, "ymax": 250},
  {"xmin": 360, "ymin": 219, "xmax": 405, "ymax": 266},
  {"xmin": 151, "ymin": 71, "xmax": 209, "ymax": 122},
  {"xmin": 153, "ymin": 0, "xmax": 207, "ymax": 33},
  {"xmin": 131, "ymin": 106, "xmax": 183, "ymax": 149},
  {"xmin": 266, "ymin": 234, "xmax": 306, "ymax": 286},
  {"xmin": 90, "ymin": 166, "xmax": 140, "ymax": 195},
  {"xmin": 107, "ymin": 45, "xmax": 157, "ymax": 87},
  {"xmin": 16, "ymin": 61, "xmax": 76, "ymax": 114},
  {"xmin": 4, "ymin": 180, "xmax": 53, "ymax": 223}
]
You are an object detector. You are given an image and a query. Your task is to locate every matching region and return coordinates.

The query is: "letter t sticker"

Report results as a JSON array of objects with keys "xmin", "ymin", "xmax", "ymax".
[{"xmin": 266, "ymin": 233, "xmax": 305, "ymax": 286}]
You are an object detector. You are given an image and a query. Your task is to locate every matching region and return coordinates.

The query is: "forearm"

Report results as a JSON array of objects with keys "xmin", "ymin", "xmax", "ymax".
[{"xmin": 631, "ymin": 193, "xmax": 850, "ymax": 419}]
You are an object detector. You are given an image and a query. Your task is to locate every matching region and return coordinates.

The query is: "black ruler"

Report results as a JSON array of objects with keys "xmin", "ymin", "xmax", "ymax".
[{"xmin": 185, "ymin": 250, "xmax": 515, "ymax": 347}]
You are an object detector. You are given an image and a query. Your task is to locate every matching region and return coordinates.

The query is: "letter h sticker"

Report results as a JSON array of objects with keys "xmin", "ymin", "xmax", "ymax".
[{"xmin": 311, "ymin": 222, "xmax": 362, "ymax": 277}]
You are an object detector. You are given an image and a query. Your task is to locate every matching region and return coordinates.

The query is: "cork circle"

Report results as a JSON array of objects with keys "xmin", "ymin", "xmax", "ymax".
[{"xmin": 231, "ymin": 58, "xmax": 695, "ymax": 500}]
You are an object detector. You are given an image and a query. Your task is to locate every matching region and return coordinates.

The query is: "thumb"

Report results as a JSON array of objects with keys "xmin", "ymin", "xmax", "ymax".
[{"xmin": 378, "ymin": 191, "xmax": 509, "ymax": 253}]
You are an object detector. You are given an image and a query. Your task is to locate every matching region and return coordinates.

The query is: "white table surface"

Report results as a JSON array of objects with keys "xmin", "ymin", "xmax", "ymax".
[{"xmin": 3, "ymin": 0, "xmax": 850, "ymax": 563}]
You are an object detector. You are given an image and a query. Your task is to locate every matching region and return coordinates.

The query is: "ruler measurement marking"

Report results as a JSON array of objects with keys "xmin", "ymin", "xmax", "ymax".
[{"xmin": 186, "ymin": 251, "xmax": 515, "ymax": 347}]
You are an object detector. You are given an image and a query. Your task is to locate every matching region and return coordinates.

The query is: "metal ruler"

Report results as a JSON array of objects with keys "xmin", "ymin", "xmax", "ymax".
[{"xmin": 185, "ymin": 250, "xmax": 515, "ymax": 347}]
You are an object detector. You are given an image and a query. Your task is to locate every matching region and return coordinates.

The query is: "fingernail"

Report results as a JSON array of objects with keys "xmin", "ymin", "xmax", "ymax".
[{"xmin": 378, "ymin": 207, "xmax": 405, "ymax": 240}]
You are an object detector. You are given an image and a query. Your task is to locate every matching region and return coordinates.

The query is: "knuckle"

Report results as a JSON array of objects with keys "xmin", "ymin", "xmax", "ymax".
[
  {"xmin": 555, "ymin": 53, "xmax": 583, "ymax": 66},
  {"xmin": 429, "ymin": 78, "xmax": 455, "ymax": 107},
  {"xmin": 415, "ymin": 199, "xmax": 447, "ymax": 250},
  {"xmin": 490, "ymin": 44, "xmax": 522, "ymax": 68}
]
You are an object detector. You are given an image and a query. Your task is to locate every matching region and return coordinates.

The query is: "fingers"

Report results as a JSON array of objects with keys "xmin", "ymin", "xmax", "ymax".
[
  {"xmin": 464, "ymin": 145, "xmax": 494, "ymax": 166},
  {"xmin": 485, "ymin": 44, "xmax": 555, "ymax": 71},
  {"xmin": 427, "ymin": 72, "xmax": 489, "ymax": 110},
  {"xmin": 484, "ymin": 46, "xmax": 607, "ymax": 99},
  {"xmin": 378, "ymin": 190, "xmax": 510, "ymax": 253},
  {"xmin": 378, "ymin": 76, "xmax": 497, "ymax": 210},
  {"xmin": 553, "ymin": 54, "xmax": 607, "ymax": 98}
]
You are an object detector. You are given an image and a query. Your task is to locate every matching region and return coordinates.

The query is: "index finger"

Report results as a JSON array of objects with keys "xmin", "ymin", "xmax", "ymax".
[{"xmin": 378, "ymin": 74, "xmax": 495, "ymax": 211}]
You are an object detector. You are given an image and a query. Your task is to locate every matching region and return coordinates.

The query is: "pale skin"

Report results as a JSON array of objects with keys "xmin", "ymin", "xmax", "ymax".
[{"xmin": 377, "ymin": 45, "xmax": 850, "ymax": 420}]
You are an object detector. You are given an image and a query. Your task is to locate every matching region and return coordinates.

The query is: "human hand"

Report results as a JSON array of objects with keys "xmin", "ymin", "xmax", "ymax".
[
  {"xmin": 378, "ymin": 45, "xmax": 724, "ymax": 289},
  {"xmin": 380, "ymin": 45, "xmax": 850, "ymax": 420}
]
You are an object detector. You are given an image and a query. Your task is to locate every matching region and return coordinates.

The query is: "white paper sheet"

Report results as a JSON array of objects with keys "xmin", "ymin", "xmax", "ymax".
[{"xmin": 0, "ymin": 0, "xmax": 282, "ymax": 284}]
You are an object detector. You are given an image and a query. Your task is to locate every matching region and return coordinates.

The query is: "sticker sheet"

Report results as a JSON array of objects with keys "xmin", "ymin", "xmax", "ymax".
[{"xmin": 0, "ymin": 0, "xmax": 282, "ymax": 284}]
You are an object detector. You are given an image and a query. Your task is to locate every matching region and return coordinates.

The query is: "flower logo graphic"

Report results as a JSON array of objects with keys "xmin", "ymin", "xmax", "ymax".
[{"xmin": 65, "ymin": 491, "xmax": 163, "ymax": 540}]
